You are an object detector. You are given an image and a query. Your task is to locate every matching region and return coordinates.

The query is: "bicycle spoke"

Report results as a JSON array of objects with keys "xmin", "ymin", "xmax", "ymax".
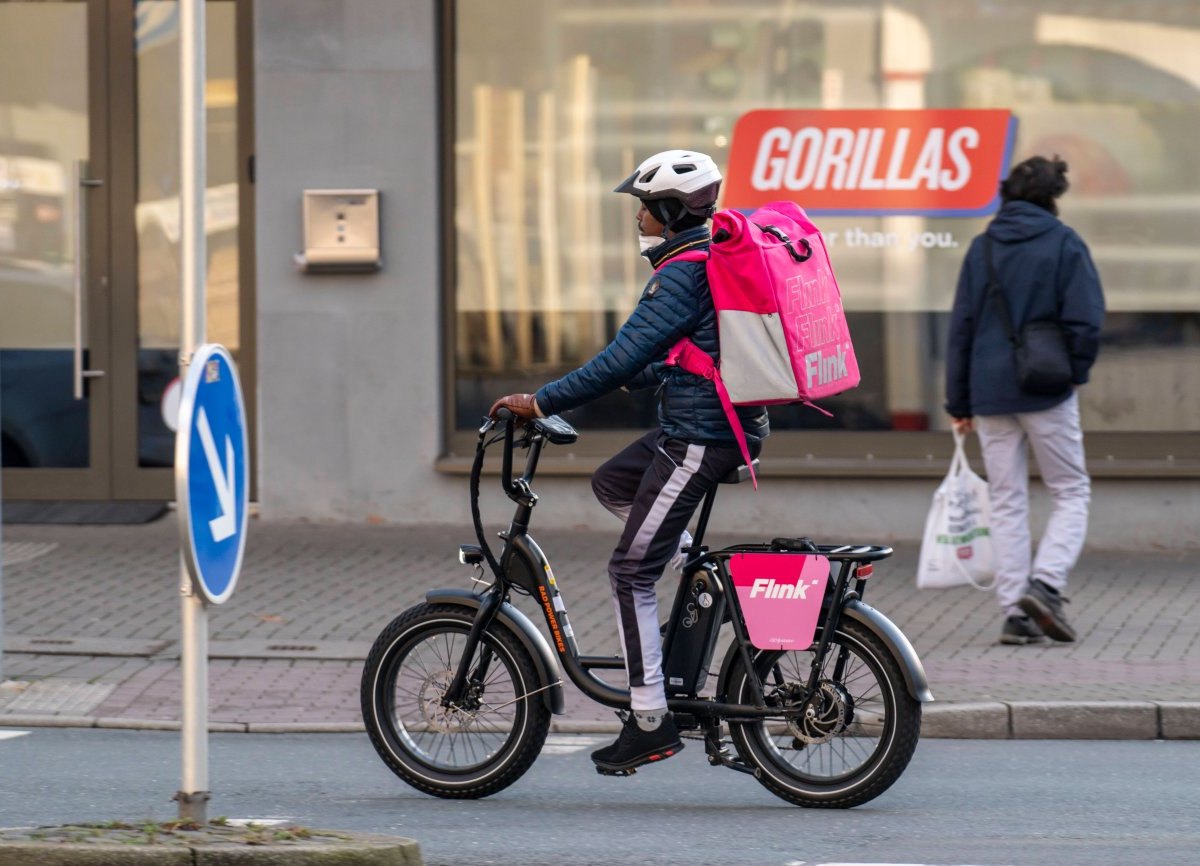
[
  {"xmin": 747, "ymin": 635, "xmax": 896, "ymax": 782},
  {"xmin": 385, "ymin": 626, "xmax": 527, "ymax": 773}
]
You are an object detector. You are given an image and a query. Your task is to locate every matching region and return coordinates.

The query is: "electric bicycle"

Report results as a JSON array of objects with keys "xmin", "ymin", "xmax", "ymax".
[{"xmin": 361, "ymin": 412, "xmax": 933, "ymax": 808}]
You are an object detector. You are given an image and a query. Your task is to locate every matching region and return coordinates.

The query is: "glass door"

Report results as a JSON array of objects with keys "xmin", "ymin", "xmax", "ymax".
[
  {"xmin": 0, "ymin": 0, "xmax": 111, "ymax": 497},
  {"xmin": 1, "ymin": 0, "xmax": 251, "ymax": 502},
  {"xmin": 124, "ymin": 0, "xmax": 242, "ymax": 481}
]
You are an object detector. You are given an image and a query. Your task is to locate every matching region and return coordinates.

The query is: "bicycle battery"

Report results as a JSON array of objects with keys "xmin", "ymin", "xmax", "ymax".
[{"xmin": 661, "ymin": 565, "xmax": 726, "ymax": 697}]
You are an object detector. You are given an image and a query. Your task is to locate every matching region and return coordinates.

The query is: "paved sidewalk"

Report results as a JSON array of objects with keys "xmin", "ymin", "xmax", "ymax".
[{"xmin": 2, "ymin": 517, "xmax": 1198, "ymax": 738}]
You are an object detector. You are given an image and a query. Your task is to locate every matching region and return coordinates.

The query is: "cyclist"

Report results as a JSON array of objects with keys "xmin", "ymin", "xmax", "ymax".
[{"xmin": 489, "ymin": 149, "xmax": 769, "ymax": 774}]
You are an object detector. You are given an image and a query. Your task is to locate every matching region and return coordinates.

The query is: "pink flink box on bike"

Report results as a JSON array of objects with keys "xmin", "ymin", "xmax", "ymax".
[{"xmin": 730, "ymin": 553, "xmax": 831, "ymax": 650}]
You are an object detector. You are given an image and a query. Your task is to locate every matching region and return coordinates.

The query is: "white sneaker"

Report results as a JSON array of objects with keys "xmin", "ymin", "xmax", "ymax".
[{"xmin": 669, "ymin": 530, "xmax": 693, "ymax": 573}]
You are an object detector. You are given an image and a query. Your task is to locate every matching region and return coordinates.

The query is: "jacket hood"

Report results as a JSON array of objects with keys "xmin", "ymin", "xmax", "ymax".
[{"xmin": 986, "ymin": 200, "xmax": 1061, "ymax": 243}]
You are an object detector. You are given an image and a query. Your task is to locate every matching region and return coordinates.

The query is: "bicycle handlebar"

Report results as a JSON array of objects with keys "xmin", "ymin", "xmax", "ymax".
[{"xmin": 501, "ymin": 415, "xmax": 516, "ymax": 496}]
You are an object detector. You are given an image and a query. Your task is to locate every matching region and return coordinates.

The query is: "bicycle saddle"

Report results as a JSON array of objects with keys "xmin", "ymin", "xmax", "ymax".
[{"xmin": 719, "ymin": 459, "xmax": 759, "ymax": 484}]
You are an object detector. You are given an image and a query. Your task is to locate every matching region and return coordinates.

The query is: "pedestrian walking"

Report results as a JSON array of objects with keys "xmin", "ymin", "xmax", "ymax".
[{"xmin": 944, "ymin": 156, "xmax": 1105, "ymax": 646}]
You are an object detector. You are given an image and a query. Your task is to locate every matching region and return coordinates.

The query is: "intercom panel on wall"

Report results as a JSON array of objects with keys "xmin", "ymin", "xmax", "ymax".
[{"xmin": 299, "ymin": 189, "xmax": 381, "ymax": 273}]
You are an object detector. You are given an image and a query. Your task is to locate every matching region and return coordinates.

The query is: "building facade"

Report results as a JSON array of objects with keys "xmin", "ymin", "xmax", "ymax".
[{"xmin": 2, "ymin": 0, "xmax": 1197, "ymax": 545}]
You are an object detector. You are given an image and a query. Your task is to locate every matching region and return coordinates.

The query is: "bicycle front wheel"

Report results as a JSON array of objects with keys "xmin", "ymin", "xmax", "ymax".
[
  {"xmin": 723, "ymin": 617, "xmax": 921, "ymax": 809},
  {"xmin": 361, "ymin": 603, "xmax": 551, "ymax": 798}
]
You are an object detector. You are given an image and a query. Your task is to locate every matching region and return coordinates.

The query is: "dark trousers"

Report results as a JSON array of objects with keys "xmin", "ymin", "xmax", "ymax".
[{"xmin": 591, "ymin": 429, "xmax": 753, "ymax": 710}]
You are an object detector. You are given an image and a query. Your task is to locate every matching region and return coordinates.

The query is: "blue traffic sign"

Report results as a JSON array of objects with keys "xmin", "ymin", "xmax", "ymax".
[{"xmin": 176, "ymin": 344, "xmax": 248, "ymax": 604}]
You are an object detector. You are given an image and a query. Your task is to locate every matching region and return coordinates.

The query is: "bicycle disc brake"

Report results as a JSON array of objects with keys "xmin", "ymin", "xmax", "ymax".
[
  {"xmin": 787, "ymin": 680, "xmax": 853, "ymax": 746},
  {"xmin": 420, "ymin": 668, "xmax": 481, "ymax": 733}
]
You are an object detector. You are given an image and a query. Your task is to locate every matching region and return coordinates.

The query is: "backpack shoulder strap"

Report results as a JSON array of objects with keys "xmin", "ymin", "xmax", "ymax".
[{"xmin": 663, "ymin": 339, "xmax": 758, "ymax": 490}]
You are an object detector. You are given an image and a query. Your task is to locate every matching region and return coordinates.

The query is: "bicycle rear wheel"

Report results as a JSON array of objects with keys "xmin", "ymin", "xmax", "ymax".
[
  {"xmin": 361, "ymin": 602, "xmax": 551, "ymax": 798},
  {"xmin": 723, "ymin": 617, "xmax": 921, "ymax": 808}
]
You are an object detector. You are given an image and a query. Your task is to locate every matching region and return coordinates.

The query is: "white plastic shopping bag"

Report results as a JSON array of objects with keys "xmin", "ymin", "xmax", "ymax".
[{"xmin": 916, "ymin": 430, "xmax": 995, "ymax": 590}]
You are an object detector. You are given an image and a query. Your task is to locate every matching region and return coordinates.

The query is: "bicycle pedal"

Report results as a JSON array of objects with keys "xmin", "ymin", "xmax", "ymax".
[{"xmin": 595, "ymin": 765, "xmax": 636, "ymax": 777}]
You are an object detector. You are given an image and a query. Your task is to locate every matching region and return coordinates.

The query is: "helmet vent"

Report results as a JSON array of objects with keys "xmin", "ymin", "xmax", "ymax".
[
  {"xmin": 674, "ymin": 164, "xmax": 697, "ymax": 174},
  {"xmin": 640, "ymin": 167, "xmax": 659, "ymax": 183}
]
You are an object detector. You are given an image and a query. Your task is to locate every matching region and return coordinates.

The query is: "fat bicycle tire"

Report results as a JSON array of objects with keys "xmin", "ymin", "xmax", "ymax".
[
  {"xmin": 361, "ymin": 603, "xmax": 551, "ymax": 799},
  {"xmin": 723, "ymin": 617, "xmax": 921, "ymax": 809}
]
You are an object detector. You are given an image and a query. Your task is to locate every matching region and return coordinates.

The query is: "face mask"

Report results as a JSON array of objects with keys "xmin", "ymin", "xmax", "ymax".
[{"xmin": 639, "ymin": 233, "xmax": 663, "ymax": 254}]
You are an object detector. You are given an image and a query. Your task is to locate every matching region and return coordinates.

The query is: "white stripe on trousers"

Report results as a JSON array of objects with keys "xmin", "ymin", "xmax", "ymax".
[{"xmin": 613, "ymin": 443, "xmax": 705, "ymax": 710}]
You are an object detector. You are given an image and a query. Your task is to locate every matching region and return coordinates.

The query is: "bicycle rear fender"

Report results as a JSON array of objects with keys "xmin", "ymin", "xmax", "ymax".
[
  {"xmin": 842, "ymin": 599, "xmax": 935, "ymax": 703},
  {"xmin": 425, "ymin": 588, "xmax": 567, "ymax": 714}
]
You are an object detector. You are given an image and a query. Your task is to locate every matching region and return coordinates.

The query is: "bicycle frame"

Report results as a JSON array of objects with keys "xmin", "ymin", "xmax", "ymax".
[{"xmin": 441, "ymin": 416, "xmax": 932, "ymax": 727}]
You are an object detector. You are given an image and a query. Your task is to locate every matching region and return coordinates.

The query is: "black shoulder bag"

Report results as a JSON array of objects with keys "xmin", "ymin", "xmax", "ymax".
[{"xmin": 983, "ymin": 236, "xmax": 1072, "ymax": 396}]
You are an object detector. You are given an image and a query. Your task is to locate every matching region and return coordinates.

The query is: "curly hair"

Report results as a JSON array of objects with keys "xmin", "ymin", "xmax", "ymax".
[{"xmin": 1000, "ymin": 155, "xmax": 1069, "ymax": 215}]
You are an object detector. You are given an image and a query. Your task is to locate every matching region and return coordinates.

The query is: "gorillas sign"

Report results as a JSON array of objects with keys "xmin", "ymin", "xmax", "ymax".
[{"xmin": 724, "ymin": 109, "xmax": 1016, "ymax": 217}]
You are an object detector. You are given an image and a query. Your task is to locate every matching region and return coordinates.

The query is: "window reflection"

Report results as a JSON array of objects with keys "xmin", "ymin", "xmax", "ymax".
[
  {"xmin": 0, "ymin": 2, "xmax": 90, "ymax": 468},
  {"xmin": 135, "ymin": 0, "xmax": 239, "ymax": 466},
  {"xmin": 453, "ymin": 1, "xmax": 1200, "ymax": 434}
]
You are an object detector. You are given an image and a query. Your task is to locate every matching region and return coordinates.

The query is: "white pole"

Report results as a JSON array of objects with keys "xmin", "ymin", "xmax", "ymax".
[{"xmin": 178, "ymin": 0, "xmax": 208, "ymax": 824}]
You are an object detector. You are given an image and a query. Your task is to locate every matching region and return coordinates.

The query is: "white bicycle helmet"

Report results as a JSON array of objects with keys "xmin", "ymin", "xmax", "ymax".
[{"xmin": 613, "ymin": 149, "xmax": 722, "ymax": 226}]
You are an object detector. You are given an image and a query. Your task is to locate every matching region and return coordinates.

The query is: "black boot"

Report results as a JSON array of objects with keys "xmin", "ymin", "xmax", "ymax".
[
  {"xmin": 1018, "ymin": 578, "xmax": 1076, "ymax": 642},
  {"xmin": 592, "ymin": 713, "xmax": 684, "ymax": 775},
  {"xmin": 999, "ymin": 614, "xmax": 1047, "ymax": 645}
]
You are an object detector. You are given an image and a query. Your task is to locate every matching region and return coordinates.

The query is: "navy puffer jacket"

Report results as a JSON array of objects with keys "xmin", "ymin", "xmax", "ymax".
[
  {"xmin": 535, "ymin": 227, "xmax": 770, "ymax": 447},
  {"xmin": 945, "ymin": 201, "xmax": 1105, "ymax": 417}
]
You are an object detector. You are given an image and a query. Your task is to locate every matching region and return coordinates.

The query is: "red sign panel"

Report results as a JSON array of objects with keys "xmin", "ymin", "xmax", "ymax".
[{"xmin": 724, "ymin": 109, "xmax": 1016, "ymax": 216}]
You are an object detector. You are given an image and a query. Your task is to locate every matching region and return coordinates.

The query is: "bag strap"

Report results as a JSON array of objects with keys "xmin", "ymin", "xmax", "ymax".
[
  {"xmin": 982, "ymin": 236, "xmax": 1020, "ymax": 347},
  {"xmin": 664, "ymin": 339, "xmax": 758, "ymax": 490},
  {"xmin": 758, "ymin": 225, "xmax": 813, "ymax": 262},
  {"xmin": 949, "ymin": 427, "xmax": 969, "ymax": 478},
  {"xmin": 947, "ymin": 428, "xmax": 997, "ymax": 591}
]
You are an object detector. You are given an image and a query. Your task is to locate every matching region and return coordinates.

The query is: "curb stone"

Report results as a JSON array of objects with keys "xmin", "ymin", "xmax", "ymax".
[
  {"xmin": 245, "ymin": 722, "xmax": 365, "ymax": 734},
  {"xmin": 0, "ymin": 828, "xmax": 421, "ymax": 866},
  {"xmin": 920, "ymin": 701, "xmax": 1009, "ymax": 739},
  {"xmin": 3, "ymin": 702, "xmax": 1199, "ymax": 739},
  {"xmin": 1009, "ymin": 701, "xmax": 1159, "ymax": 740},
  {"xmin": 1158, "ymin": 702, "xmax": 1200, "ymax": 739}
]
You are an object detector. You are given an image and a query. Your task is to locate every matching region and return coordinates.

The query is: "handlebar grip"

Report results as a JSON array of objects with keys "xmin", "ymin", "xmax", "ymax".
[{"xmin": 495, "ymin": 407, "xmax": 515, "ymax": 421}]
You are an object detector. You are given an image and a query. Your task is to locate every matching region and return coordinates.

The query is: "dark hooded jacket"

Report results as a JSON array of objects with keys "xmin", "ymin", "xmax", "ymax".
[
  {"xmin": 535, "ymin": 226, "xmax": 770, "ymax": 446},
  {"xmin": 945, "ymin": 201, "xmax": 1105, "ymax": 417}
]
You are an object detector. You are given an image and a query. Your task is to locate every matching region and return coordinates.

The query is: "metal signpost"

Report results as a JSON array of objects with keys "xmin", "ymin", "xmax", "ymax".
[
  {"xmin": 174, "ymin": 0, "xmax": 250, "ymax": 824},
  {"xmin": 175, "ymin": 344, "xmax": 248, "ymax": 822}
]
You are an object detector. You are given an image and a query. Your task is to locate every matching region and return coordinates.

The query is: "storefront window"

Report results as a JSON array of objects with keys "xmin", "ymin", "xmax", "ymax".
[
  {"xmin": 134, "ymin": 0, "xmax": 240, "ymax": 466},
  {"xmin": 452, "ymin": 1, "xmax": 1200, "ymax": 440}
]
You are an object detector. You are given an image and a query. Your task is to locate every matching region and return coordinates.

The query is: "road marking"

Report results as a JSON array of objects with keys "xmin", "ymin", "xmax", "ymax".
[
  {"xmin": 541, "ymin": 734, "xmax": 609, "ymax": 755},
  {"xmin": 225, "ymin": 818, "xmax": 291, "ymax": 827},
  {"xmin": 0, "ymin": 731, "xmax": 30, "ymax": 741}
]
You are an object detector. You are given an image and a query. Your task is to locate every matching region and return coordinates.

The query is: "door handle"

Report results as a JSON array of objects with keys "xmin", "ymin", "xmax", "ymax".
[{"xmin": 73, "ymin": 160, "xmax": 106, "ymax": 400}]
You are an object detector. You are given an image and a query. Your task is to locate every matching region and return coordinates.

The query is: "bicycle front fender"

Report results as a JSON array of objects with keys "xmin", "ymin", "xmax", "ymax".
[
  {"xmin": 425, "ymin": 588, "xmax": 566, "ymax": 714},
  {"xmin": 842, "ymin": 599, "xmax": 935, "ymax": 703}
]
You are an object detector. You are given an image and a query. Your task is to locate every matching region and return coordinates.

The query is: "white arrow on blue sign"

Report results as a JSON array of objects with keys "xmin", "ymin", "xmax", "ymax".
[{"xmin": 176, "ymin": 343, "xmax": 248, "ymax": 604}]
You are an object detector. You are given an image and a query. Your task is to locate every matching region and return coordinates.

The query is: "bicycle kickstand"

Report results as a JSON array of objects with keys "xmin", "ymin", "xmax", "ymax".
[{"xmin": 702, "ymin": 721, "xmax": 755, "ymax": 775}]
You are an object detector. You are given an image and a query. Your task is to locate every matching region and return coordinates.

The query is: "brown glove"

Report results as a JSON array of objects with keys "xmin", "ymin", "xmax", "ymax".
[{"xmin": 488, "ymin": 393, "xmax": 542, "ymax": 420}]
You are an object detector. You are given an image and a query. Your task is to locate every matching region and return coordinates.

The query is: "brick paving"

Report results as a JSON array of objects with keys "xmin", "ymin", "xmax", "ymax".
[{"xmin": 2, "ymin": 517, "xmax": 1198, "ymax": 728}]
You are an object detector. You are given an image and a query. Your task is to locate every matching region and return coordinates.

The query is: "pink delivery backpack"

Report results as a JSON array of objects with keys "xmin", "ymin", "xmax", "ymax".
[{"xmin": 660, "ymin": 201, "xmax": 860, "ymax": 488}]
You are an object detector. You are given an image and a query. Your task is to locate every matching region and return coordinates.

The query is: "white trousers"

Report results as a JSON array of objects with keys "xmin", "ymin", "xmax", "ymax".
[{"xmin": 976, "ymin": 391, "xmax": 1091, "ymax": 615}]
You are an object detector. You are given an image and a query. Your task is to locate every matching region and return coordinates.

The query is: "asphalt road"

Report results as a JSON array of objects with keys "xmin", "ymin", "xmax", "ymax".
[{"xmin": 1, "ymin": 727, "xmax": 1197, "ymax": 866}]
